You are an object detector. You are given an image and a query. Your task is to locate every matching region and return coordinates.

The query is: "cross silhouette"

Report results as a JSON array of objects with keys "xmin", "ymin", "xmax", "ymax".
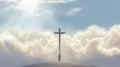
[{"xmin": 54, "ymin": 28, "xmax": 65, "ymax": 62}]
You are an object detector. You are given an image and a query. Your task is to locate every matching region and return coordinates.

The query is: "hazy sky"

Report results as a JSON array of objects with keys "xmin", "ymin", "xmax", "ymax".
[{"xmin": 0, "ymin": 0, "xmax": 120, "ymax": 31}]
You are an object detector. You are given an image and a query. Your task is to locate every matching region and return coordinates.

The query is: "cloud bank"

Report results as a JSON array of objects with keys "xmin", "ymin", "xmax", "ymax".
[{"xmin": 0, "ymin": 25, "xmax": 120, "ymax": 67}]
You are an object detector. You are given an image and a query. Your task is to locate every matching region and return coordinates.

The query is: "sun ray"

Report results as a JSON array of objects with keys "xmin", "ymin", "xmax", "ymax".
[{"xmin": 16, "ymin": 0, "xmax": 40, "ymax": 12}]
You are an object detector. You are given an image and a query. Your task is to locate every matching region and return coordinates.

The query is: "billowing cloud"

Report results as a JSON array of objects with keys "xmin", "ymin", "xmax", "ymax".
[{"xmin": 0, "ymin": 25, "xmax": 120, "ymax": 67}]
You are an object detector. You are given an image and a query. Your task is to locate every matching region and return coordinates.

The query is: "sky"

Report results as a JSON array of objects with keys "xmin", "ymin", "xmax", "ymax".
[
  {"xmin": 0, "ymin": 0, "xmax": 120, "ymax": 67},
  {"xmin": 0, "ymin": 0, "xmax": 120, "ymax": 31}
]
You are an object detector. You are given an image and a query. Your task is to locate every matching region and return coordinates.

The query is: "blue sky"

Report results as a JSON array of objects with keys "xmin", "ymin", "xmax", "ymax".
[
  {"xmin": 55, "ymin": 0, "xmax": 120, "ymax": 30},
  {"xmin": 0, "ymin": 0, "xmax": 120, "ymax": 31}
]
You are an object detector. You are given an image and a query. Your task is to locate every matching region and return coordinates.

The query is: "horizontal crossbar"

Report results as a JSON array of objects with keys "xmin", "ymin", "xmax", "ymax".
[{"xmin": 54, "ymin": 32, "xmax": 65, "ymax": 34}]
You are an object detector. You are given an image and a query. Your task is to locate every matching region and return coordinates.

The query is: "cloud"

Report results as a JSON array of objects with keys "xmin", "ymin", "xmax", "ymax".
[
  {"xmin": 34, "ymin": 7, "xmax": 82, "ymax": 17},
  {"xmin": 0, "ymin": 0, "xmax": 21, "ymax": 3},
  {"xmin": 0, "ymin": 0, "xmax": 77, "ymax": 3},
  {"xmin": 0, "ymin": 0, "xmax": 81, "ymax": 17},
  {"xmin": 46, "ymin": 0, "xmax": 76, "ymax": 3},
  {"xmin": 64, "ymin": 7, "xmax": 82, "ymax": 16},
  {"xmin": 34, "ymin": 10, "xmax": 55, "ymax": 16},
  {"xmin": 0, "ymin": 25, "xmax": 120, "ymax": 67}
]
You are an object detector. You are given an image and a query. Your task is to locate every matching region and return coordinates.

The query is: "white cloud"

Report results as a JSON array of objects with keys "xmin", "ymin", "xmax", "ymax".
[
  {"xmin": 65, "ymin": 7, "xmax": 82, "ymax": 16},
  {"xmin": 0, "ymin": 0, "xmax": 19, "ymax": 3},
  {"xmin": 0, "ymin": 0, "xmax": 80, "ymax": 17},
  {"xmin": 34, "ymin": 10, "xmax": 55, "ymax": 16},
  {"xmin": 0, "ymin": 25, "xmax": 120, "ymax": 67},
  {"xmin": 46, "ymin": 0, "xmax": 76, "ymax": 3},
  {"xmin": 33, "ymin": 7, "xmax": 82, "ymax": 17},
  {"xmin": 0, "ymin": 0, "xmax": 77, "ymax": 3}
]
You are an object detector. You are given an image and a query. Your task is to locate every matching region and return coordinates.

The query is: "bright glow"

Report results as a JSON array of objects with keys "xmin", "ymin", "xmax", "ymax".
[{"xmin": 16, "ymin": 0, "xmax": 40, "ymax": 12}]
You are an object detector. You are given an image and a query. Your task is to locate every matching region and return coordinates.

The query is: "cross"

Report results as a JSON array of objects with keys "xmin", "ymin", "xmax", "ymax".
[{"xmin": 54, "ymin": 28, "xmax": 65, "ymax": 62}]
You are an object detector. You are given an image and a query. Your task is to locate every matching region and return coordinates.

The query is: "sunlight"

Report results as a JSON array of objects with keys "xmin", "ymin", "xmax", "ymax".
[{"xmin": 16, "ymin": 0, "xmax": 42, "ymax": 12}]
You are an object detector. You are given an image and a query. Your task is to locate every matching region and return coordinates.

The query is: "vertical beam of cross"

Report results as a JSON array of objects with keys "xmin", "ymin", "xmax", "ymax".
[{"xmin": 54, "ymin": 28, "xmax": 65, "ymax": 62}]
